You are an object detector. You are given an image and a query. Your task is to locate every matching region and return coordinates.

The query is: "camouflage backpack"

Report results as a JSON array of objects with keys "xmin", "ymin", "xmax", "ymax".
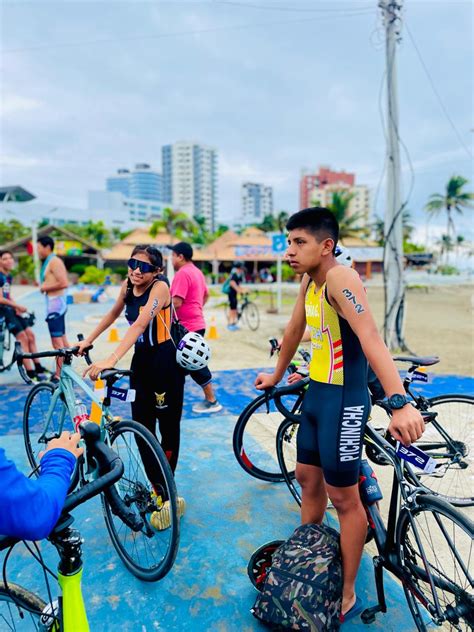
[{"xmin": 251, "ymin": 523, "xmax": 342, "ymax": 631}]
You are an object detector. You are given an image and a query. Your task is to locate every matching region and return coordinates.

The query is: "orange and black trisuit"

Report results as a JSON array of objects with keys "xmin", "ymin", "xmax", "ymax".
[
  {"xmin": 125, "ymin": 278, "xmax": 184, "ymax": 490},
  {"xmin": 297, "ymin": 279, "xmax": 370, "ymax": 487}
]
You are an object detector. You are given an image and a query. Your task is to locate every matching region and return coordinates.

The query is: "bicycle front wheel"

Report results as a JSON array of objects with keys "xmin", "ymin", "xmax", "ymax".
[
  {"xmin": 0, "ymin": 327, "xmax": 15, "ymax": 371},
  {"xmin": 243, "ymin": 301, "xmax": 260, "ymax": 331},
  {"xmin": 23, "ymin": 382, "xmax": 71, "ymax": 472},
  {"xmin": 102, "ymin": 419, "xmax": 180, "ymax": 582},
  {"xmin": 276, "ymin": 418, "xmax": 301, "ymax": 506},
  {"xmin": 0, "ymin": 582, "xmax": 50, "ymax": 630},
  {"xmin": 396, "ymin": 494, "xmax": 474, "ymax": 631},
  {"xmin": 233, "ymin": 388, "xmax": 305, "ymax": 482},
  {"xmin": 416, "ymin": 394, "xmax": 473, "ymax": 506}
]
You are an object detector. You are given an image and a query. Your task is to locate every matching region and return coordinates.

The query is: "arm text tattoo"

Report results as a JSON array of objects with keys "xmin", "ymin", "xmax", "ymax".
[
  {"xmin": 150, "ymin": 298, "xmax": 159, "ymax": 317},
  {"xmin": 342, "ymin": 288, "xmax": 365, "ymax": 314}
]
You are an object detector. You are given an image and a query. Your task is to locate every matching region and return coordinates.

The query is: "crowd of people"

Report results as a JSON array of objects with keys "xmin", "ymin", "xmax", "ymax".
[{"xmin": 0, "ymin": 207, "xmax": 425, "ymax": 624}]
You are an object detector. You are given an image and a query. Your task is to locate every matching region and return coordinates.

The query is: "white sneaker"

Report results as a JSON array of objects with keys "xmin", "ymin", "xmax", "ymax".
[{"xmin": 192, "ymin": 400, "xmax": 223, "ymax": 414}]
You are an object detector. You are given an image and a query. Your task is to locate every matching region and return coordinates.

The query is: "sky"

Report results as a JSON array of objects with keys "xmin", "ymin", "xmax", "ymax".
[{"xmin": 0, "ymin": 0, "xmax": 472, "ymax": 242}]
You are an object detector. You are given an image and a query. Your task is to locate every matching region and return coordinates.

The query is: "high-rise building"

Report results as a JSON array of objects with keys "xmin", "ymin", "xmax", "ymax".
[
  {"xmin": 106, "ymin": 164, "xmax": 163, "ymax": 201},
  {"xmin": 309, "ymin": 183, "xmax": 370, "ymax": 226},
  {"xmin": 106, "ymin": 168, "xmax": 131, "ymax": 198},
  {"xmin": 300, "ymin": 166, "xmax": 355, "ymax": 209},
  {"xmin": 162, "ymin": 142, "xmax": 218, "ymax": 231},
  {"xmin": 241, "ymin": 182, "xmax": 273, "ymax": 225}
]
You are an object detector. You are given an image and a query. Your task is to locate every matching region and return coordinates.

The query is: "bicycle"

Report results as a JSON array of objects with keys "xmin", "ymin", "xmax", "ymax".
[
  {"xmin": 269, "ymin": 388, "xmax": 474, "ymax": 630},
  {"xmin": 234, "ymin": 345, "xmax": 473, "ymax": 505},
  {"xmin": 0, "ymin": 311, "xmax": 39, "ymax": 374},
  {"xmin": 15, "ymin": 339, "xmax": 180, "ymax": 582},
  {"xmin": 0, "ymin": 421, "xmax": 125, "ymax": 631},
  {"xmin": 224, "ymin": 291, "xmax": 260, "ymax": 331}
]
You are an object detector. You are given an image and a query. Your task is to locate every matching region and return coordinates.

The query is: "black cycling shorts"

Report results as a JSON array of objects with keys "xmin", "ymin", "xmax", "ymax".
[
  {"xmin": 296, "ymin": 379, "xmax": 370, "ymax": 488},
  {"xmin": 228, "ymin": 291, "xmax": 238, "ymax": 310},
  {"xmin": 46, "ymin": 312, "xmax": 66, "ymax": 338},
  {"xmin": 0, "ymin": 308, "xmax": 28, "ymax": 336}
]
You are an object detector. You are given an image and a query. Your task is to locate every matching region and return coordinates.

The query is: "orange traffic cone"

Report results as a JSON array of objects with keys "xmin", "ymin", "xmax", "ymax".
[
  {"xmin": 89, "ymin": 378, "xmax": 105, "ymax": 424},
  {"xmin": 108, "ymin": 327, "xmax": 121, "ymax": 342},
  {"xmin": 207, "ymin": 317, "xmax": 219, "ymax": 340}
]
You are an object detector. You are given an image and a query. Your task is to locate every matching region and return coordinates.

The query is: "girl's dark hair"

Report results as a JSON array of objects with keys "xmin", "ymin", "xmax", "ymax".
[{"xmin": 125, "ymin": 244, "xmax": 164, "ymax": 304}]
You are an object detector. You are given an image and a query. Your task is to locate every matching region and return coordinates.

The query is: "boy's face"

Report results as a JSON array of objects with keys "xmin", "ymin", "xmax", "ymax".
[
  {"xmin": 286, "ymin": 228, "xmax": 334, "ymax": 274},
  {"xmin": 36, "ymin": 242, "xmax": 50, "ymax": 260},
  {"xmin": 1, "ymin": 253, "xmax": 15, "ymax": 271}
]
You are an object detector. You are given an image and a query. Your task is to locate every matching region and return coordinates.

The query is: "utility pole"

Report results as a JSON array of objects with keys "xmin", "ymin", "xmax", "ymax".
[{"xmin": 379, "ymin": 0, "xmax": 406, "ymax": 350}]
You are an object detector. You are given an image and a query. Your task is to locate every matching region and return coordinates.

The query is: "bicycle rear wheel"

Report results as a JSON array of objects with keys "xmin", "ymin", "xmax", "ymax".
[
  {"xmin": 0, "ymin": 325, "xmax": 15, "ymax": 371},
  {"xmin": 102, "ymin": 419, "xmax": 180, "ymax": 582},
  {"xmin": 233, "ymin": 388, "xmax": 305, "ymax": 482},
  {"xmin": 0, "ymin": 582, "xmax": 50, "ymax": 630},
  {"xmin": 243, "ymin": 301, "xmax": 260, "ymax": 331},
  {"xmin": 396, "ymin": 494, "xmax": 474, "ymax": 631},
  {"xmin": 276, "ymin": 418, "xmax": 301, "ymax": 505},
  {"xmin": 23, "ymin": 382, "xmax": 72, "ymax": 472},
  {"xmin": 416, "ymin": 395, "xmax": 473, "ymax": 506}
]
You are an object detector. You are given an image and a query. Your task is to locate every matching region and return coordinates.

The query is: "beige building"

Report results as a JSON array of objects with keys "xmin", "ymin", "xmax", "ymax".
[{"xmin": 310, "ymin": 183, "xmax": 370, "ymax": 225}]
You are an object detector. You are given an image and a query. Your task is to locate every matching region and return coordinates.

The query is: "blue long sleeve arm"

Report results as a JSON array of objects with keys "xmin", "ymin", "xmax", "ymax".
[{"xmin": 0, "ymin": 447, "xmax": 76, "ymax": 540}]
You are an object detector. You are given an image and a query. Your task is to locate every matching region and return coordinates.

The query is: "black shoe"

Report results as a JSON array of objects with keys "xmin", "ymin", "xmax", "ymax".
[
  {"xmin": 35, "ymin": 364, "xmax": 49, "ymax": 375},
  {"xmin": 50, "ymin": 376, "xmax": 60, "ymax": 385}
]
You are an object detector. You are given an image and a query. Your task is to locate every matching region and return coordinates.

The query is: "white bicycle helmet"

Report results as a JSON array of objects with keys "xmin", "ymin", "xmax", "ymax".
[
  {"xmin": 176, "ymin": 332, "xmax": 211, "ymax": 371},
  {"xmin": 335, "ymin": 245, "xmax": 353, "ymax": 267}
]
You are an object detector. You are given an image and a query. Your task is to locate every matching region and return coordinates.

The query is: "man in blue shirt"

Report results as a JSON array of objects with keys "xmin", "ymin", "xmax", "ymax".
[{"xmin": 0, "ymin": 432, "xmax": 83, "ymax": 540}]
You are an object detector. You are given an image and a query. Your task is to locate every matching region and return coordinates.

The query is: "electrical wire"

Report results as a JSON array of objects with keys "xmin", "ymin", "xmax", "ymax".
[{"xmin": 405, "ymin": 22, "xmax": 472, "ymax": 160}]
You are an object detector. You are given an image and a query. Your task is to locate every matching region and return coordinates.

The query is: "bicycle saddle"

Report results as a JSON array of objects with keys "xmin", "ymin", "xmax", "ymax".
[
  {"xmin": 100, "ymin": 369, "xmax": 133, "ymax": 384},
  {"xmin": 393, "ymin": 355, "xmax": 440, "ymax": 367}
]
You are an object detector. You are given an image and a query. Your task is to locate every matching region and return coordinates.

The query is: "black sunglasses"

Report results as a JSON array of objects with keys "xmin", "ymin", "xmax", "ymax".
[{"xmin": 128, "ymin": 258, "xmax": 157, "ymax": 273}]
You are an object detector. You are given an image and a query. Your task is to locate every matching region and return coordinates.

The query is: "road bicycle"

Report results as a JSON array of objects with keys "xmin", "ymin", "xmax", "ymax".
[
  {"xmin": 224, "ymin": 291, "xmax": 260, "ymax": 331},
  {"xmin": 0, "ymin": 311, "xmax": 42, "ymax": 374},
  {"xmin": 233, "ymin": 349, "xmax": 473, "ymax": 505},
  {"xmin": 269, "ymin": 386, "xmax": 474, "ymax": 631},
  {"xmin": 0, "ymin": 421, "xmax": 125, "ymax": 631},
  {"xmin": 15, "ymin": 339, "xmax": 180, "ymax": 582}
]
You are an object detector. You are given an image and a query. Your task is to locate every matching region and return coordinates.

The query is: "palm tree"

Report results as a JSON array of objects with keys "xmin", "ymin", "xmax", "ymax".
[
  {"xmin": 425, "ymin": 176, "xmax": 473, "ymax": 242},
  {"xmin": 149, "ymin": 207, "xmax": 196, "ymax": 242},
  {"xmin": 326, "ymin": 190, "xmax": 368, "ymax": 239},
  {"xmin": 372, "ymin": 210, "xmax": 414, "ymax": 246},
  {"xmin": 276, "ymin": 211, "xmax": 289, "ymax": 232},
  {"xmin": 437, "ymin": 234, "xmax": 454, "ymax": 265}
]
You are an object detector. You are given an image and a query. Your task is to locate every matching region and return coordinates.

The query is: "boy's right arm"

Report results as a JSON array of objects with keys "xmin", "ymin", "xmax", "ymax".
[{"xmin": 255, "ymin": 275, "xmax": 308, "ymax": 389}]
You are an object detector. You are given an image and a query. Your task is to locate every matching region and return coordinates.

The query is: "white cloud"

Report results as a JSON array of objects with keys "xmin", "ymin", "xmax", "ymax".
[{"xmin": 0, "ymin": 95, "xmax": 43, "ymax": 118}]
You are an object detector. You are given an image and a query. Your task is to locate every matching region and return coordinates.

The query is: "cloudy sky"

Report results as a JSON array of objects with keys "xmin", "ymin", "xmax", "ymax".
[{"xmin": 1, "ymin": 0, "xmax": 472, "ymax": 240}]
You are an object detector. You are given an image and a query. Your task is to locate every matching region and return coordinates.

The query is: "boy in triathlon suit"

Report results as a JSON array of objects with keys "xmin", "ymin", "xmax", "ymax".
[
  {"xmin": 37, "ymin": 236, "xmax": 69, "ymax": 382},
  {"xmin": 255, "ymin": 208, "xmax": 424, "ymax": 622}
]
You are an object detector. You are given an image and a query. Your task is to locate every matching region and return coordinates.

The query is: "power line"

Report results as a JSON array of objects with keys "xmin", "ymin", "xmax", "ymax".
[
  {"xmin": 405, "ymin": 22, "xmax": 472, "ymax": 160},
  {"xmin": 1, "ymin": 11, "xmax": 374, "ymax": 55}
]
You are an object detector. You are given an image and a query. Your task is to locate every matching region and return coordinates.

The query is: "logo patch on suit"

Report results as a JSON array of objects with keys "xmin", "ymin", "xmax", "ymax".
[{"xmin": 155, "ymin": 392, "xmax": 168, "ymax": 409}]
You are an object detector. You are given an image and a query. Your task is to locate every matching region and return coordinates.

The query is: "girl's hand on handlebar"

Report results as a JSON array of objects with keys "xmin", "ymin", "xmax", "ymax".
[
  {"xmin": 255, "ymin": 372, "xmax": 278, "ymax": 390},
  {"xmin": 76, "ymin": 340, "xmax": 92, "ymax": 356},
  {"xmin": 83, "ymin": 358, "xmax": 114, "ymax": 381},
  {"xmin": 287, "ymin": 372, "xmax": 304, "ymax": 385}
]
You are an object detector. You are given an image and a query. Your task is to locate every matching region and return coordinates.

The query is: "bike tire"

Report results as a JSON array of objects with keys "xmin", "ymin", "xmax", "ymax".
[
  {"xmin": 243, "ymin": 301, "xmax": 260, "ymax": 331},
  {"xmin": 102, "ymin": 419, "xmax": 180, "ymax": 582},
  {"xmin": 276, "ymin": 418, "xmax": 301, "ymax": 506},
  {"xmin": 0, "ymin": 582, "xmax": 49, "ymax": 630},
  {"xmin": 233, "ymin": 388, "xmax": 304, "ymax": 482},
  {"xmin": 396, "ymin": 494, "xmax": 474, "ymax": 631},
  {"xmin": 0, "ymin": 326, "xmax": 15, "ymax": 372}
]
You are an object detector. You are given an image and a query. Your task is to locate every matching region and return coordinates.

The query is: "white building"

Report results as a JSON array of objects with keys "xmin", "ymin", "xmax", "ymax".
[
  {"xmin": 310, "ymin": 183, "xmax": 371, "ymax": 225},
  {"xmin": 162, "ymin": 141, "xmax": 218, "ymax": 232},
  {"xmin": 88, "ymin": 191, "xmax": 170, "ymax": 229},
  {"xmin": 241, "ymin": 182, "xmax": 274, "ymax": 225}
]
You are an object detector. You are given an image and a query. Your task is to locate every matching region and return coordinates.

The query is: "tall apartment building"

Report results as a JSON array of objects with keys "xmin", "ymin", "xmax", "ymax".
[
  {"xmin": 241, "ymin": 182, "xmax": 273, "ymax": 225},
  {"xmin": 106, "ymin": 164, "xmax": 163, "ymax": 202},
  {"xmin": 162, "ymin": 142, "xmax": 218, "ymax": 232},
  {"xmin": 299, "ymin": 166, "xmax": 355, "ymax": 210},
  {"xmin": 310, "ymin": 184, "xmax": 370, "ymax": 223}
]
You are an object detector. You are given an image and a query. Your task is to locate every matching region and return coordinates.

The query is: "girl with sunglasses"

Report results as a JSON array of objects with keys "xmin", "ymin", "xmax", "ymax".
[{"xmin": 78, "ymin": 244, "xmax": 185, "ymax": 529}]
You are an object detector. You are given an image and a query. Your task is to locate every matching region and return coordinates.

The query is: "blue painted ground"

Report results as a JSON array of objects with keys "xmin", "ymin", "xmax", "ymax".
[{"xmin": 1, "ymin": 289, "xmax": 473, "ymax": 630}]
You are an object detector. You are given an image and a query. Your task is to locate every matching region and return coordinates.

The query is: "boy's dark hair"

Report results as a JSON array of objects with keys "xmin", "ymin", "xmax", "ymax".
[
  {"xmin": 0, "ymin": 250, "xmax": 13, "ymax": 258},
  {"xmin": 286, "ymin": 207, "xmax": 339, "ymax": 254},
  {"xmin": 37, "ymin": 236, "xmax": 55, "ymax": 250}
]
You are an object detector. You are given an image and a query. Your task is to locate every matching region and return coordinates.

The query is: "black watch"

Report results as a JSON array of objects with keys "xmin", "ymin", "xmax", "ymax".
[{"xmin": 387, "ymin": 393, "xmax": 410, "ymax": 410}]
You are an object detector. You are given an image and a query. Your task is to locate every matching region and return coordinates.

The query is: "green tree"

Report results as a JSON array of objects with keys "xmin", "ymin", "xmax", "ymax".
[
  {"xmin": 149, "ymin": 208, "xmax": 196, "ymax": 242},
  {"xmin": 193, "ymin": 215, "xmax": 211, "ymax": 245},
  {"xmin": 84, "ymin": 221, "xmax": 112, "ymax": 247},
  {"xmin": 257, "ymin": 214, "xmax": 278, "ymax": 233},
  {"xmin": 276, "ymin": 211, "xmax": 289, "ymax": 232},
  {"xmin": 0, "ymin": 219, "xmax": 29, "ymax": 245},
  {"xmin": 372, "ymin": 210, "xmax": 415, "ymax": 247},
  {"xmin": 324, "ymin": 190, "xmax": 368, "ymax": 239},
  {"xmin": 425, "ymin": 175, "xmax": 473, "ymax": 242},
  {"xmin": 437, "ymin": 234, "xmax": 454, "ymax": 264}
]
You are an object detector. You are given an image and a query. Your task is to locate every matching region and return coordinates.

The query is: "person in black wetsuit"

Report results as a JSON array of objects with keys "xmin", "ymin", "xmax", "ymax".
[{"xmin": 78, "ymin": 244, "xmax": 185, "ymax": 530}]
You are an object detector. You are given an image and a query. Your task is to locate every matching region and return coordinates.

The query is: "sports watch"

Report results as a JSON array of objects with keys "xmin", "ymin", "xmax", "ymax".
[{"xmin": 387, "ymin": 393, "xmax": 410, "ymax": 410}]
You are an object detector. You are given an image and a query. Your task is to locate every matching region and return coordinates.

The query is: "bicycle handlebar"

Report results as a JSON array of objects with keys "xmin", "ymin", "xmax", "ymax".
[{"xmin": 0, "ymin": 422, "xmax": 123, "ymax": 551}]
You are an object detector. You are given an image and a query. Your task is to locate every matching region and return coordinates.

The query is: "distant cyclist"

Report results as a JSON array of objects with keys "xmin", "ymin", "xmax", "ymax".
[
  {"xmin": 227, "ymin": 261, "xmax": 247, "ymax": 331},
  {"xmin": 77, "ymin": 245, "xmax": 186, "ymax": 530},
  {"xmin": 0, "ymin": 249, "xmax": 48, "ymax": 380},
  {"xmin": 0, "ymin": 431, "xmax": 83, "ymax": 539}
]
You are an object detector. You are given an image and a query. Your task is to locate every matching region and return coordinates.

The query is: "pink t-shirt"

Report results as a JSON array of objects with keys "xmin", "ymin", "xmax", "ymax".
[{"xmin": 171, "ymin": 263, "xmax": 209, "ymax": 332}]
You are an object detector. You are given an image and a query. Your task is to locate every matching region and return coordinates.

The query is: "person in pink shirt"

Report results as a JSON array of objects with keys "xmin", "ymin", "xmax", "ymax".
[{"xmin": 170, "ymin": 242, "xmax": 222, "ymax": 414}]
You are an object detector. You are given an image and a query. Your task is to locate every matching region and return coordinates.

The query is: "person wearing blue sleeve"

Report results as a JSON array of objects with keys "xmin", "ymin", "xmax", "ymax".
[{"xmin": 0, "ymin": 431, "xmax": 83, "ymax": 540}]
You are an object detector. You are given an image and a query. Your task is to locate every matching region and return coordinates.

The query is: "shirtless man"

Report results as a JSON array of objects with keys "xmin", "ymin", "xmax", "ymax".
[{"xmin": 37, "ymin": 236, "xmax": 69, "ymax": 381}]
